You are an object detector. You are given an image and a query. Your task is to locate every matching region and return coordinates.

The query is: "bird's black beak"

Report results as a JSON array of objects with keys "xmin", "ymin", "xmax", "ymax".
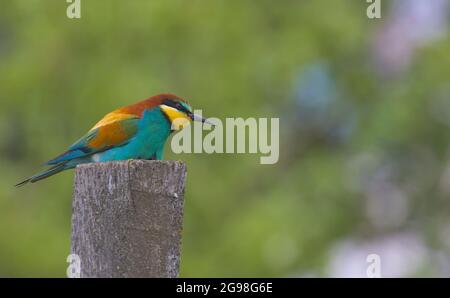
[{"xmin": 189, "ymin": 112, "xmax": 215, "ymax": 125}]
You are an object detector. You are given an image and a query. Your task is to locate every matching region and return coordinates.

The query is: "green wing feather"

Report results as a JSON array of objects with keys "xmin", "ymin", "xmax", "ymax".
[{"xmin": 46, "ymin": 117, "xmax": 140, "ymax": 165}]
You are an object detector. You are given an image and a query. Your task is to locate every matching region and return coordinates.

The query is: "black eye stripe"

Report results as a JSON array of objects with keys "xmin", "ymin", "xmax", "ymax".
[{"xmin": 163, "ymin": 99, "xmax": 187, "ymax": 112}]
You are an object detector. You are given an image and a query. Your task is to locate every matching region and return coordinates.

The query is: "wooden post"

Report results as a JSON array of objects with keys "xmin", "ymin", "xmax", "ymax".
[{"xmin": 70, "ymin": 160, "xmax": 186, "ymax": 278}]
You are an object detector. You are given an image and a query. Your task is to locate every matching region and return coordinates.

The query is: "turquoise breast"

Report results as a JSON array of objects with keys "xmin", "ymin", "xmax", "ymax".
[{"xmin": 94, "ymin": 107, "xmax": 171, "ymax": 161}]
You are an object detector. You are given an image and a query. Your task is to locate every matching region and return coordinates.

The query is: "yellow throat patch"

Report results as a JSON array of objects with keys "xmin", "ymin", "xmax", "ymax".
[{"xmin": 160, "ymin": 104, "xmax": 191, "ymax": 130}]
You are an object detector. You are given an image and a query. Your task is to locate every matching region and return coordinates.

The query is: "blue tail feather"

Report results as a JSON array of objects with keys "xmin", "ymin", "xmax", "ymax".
[
  {"xmin": 15, "ymin": 163, "xmax": 68, "ymax": 187},
  {"xmin": 46, "ymin": 149, "xmax": 88, "ymax": 165}
]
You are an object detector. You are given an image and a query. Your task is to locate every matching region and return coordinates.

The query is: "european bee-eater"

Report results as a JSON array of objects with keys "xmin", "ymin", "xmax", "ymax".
[{"xmin": 17, "ymin": 93, "xmax": 209, "ymax": 186}]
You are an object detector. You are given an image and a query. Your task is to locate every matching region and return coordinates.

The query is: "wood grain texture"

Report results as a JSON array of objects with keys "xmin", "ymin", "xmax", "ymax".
[{"xmin": 71, "ymin": 160, "xmax": 186, "ymax": 278}]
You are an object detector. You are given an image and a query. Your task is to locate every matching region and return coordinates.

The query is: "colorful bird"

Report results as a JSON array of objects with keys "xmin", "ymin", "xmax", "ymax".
[{"xmin": 16, "ymin": 93, "xmax": 210, "ymax": 186}]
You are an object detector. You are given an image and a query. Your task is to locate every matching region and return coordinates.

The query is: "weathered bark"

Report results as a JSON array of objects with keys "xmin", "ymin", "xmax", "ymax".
[{"xmin": 71, "ymin": 160, "xmax": 186, "ymax": 278}]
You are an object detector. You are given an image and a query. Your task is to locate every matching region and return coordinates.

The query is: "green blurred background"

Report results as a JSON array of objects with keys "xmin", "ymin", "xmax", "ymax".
[{"xmin": 1, "ymin": 0, "xmax": 450, "ymax": 277}]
